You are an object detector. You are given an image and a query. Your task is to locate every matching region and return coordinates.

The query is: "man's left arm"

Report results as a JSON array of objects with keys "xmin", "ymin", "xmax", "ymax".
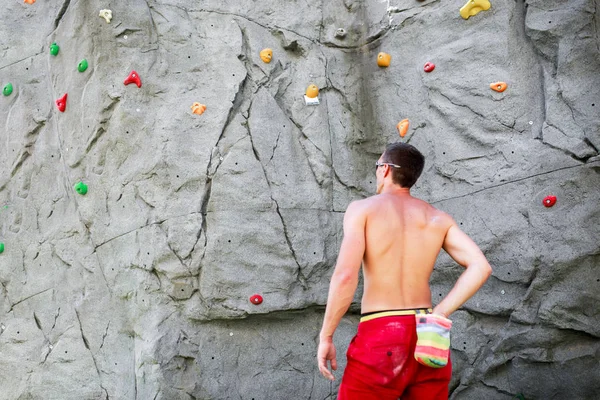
[{"xmin": 317, "ymin": 201, "xmax": 367, "ymax": 380}]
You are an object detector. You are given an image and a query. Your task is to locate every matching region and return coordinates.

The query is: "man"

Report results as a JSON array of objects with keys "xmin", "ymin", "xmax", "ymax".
[{"xmin": 317, "ymin": 143, "xmax": 492, "ymax": 399}]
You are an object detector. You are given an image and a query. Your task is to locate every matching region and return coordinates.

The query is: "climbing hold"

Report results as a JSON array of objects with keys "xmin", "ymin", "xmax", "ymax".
[
  {"xmin": 24, "ymin": 0, "xmax": 35, "ymax": 4},
  {"xmin": 124, "ymin": 71, "xmax": 142, "ymax": 88},
  {"xmin": 304, "ymin": 85, "xmax": 320, "ymax": 106},
  {"xmin": 490, "ymin": 82, "xmax": 507, "ymax": 92},
  {"xmin": 3, "ymin": 83, "xmax": 13, "ymax": 96},
  {"xmin": 49, "ymin": 43, "xmax": 60, "ymax": 56},
  {"xmin": 397, "ymin": 119, "xmax": 410, "ymax": 138},
  {"xmin": 305, "ymin": 84, "xmax": 319, "ymax": 99},
  {"xmin": 259, "ymin": 48, "xmax": 273, "ymax": 63},
  {"xmin": 99, "ymin": 9, "xmax": 113, "ymax": 23},
  {"xmin": 0, "ymin": 243, "xmax": 4, "ymax": 254},
  {"xmin": 74, "ymin": 182, "xmax": 88, "ymax": 195},
  {"xmin": 377, "ymin": 52, "xmax": 391, "ymax": 68},
  {"xmin": 55, "ymin": 93, "xmax": 67, "ymax": 112},
  {"xmin": 250, "ymin": 294, "xmax": 263, "ymax": 305},
  {"xmin": 423, "ymin": 62, "xmax": 435, "ymax": 73},
  {"xmin": 335, "ymin": 28, "xmax": 347, "ymax": 39},
  {"xmin": 77, "ymin": 59, "xmax": 88, "ymax": 72},
  {"xmin": 459, "ymin": 0, "xmax": 491, "ymax": 20},
  {"xmin": 542, "ymin": 195, "xmax": 556, "ymax": 208},
  {"xmin": 191, "ymin": 102, "xmax": 207, "ymax": 115}
]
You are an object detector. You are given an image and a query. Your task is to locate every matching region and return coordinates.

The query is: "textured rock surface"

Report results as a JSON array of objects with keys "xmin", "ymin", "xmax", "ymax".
[{"xmin": 0, "ymin": 0, "xmax": 599, "ymax": 399}]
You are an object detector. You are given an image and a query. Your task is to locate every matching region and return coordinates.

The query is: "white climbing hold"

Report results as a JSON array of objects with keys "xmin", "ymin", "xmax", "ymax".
[
  {"xmin": 529, "ymin": 121, "xmax": 533, "ymax": 125},
  {"xmin": 229, "ymin": 332, "xmax": 234, "ymax": 336},
  {"xmin": 123, "ymin": 35, "xmax": 128, "ymax": 40},
  {"xmin": 501, "ymin": 290, "xmax": 505, "ymax": 295},
  {"xmin": 99, "ymin": 9, "xmax": 113, "ymax": 24},
  {"xmin": 304, "ymin": 96, "xmax": 319, "ymax": 106}
]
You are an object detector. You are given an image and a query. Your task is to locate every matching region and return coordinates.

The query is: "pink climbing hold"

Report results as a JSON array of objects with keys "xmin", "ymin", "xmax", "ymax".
[
  {"xmin": 56, "ymin": 93, "xmax": 67, "ymax": 112},
  {"xmin": 543, "ymin": 195, "xmax": 557, "ymax": 208},
  {"xmin": 124, "ymin": 70, "xmax": 142, "ymax": 88},
  {"xmin": 250, "ymin": 294, "xmax": 263, "ymax": 305},
  {"xmin": 423, "ymin": 62, "xmax": 435, "ymax": 73}
]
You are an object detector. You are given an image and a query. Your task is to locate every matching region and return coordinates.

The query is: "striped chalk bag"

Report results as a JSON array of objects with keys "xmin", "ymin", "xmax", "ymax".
[{"xmin": 414, "ymin": 313, "xmax": 452, "ymax": 368}]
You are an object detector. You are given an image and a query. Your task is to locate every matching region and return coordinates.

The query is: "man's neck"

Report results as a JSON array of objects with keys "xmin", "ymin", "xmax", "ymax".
[{"xmin": 380, "ymin": 184, "xmax": 411, "ymax": 196}]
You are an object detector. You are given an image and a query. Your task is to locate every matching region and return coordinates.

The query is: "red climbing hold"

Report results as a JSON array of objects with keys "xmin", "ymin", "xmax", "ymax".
[
  {"xmin": 56, "ymin": 93, "xmax": 67, "ymax": 112},
  {"xmin": 250, "ymin": 294, "xmax": 263, "ymax": 305},
  {"xmin": 542, "ymin": 195, "xmax": 557, "ymax": 208},
  {"xmin": 124, "ymin": 70, "xmax": 142, "ymax": 88},
  {"xmin": 423, "ymin": 62, "xmax": 435, "ymax": 73}
]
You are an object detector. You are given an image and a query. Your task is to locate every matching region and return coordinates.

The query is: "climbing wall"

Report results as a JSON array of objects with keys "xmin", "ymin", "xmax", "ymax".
[{"xmin": 0, "ymin": 0, "xmax": 599, "ymax": 399}]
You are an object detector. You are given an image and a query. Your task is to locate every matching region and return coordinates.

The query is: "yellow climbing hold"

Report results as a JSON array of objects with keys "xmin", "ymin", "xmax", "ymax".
[{"xmin": 460, "ymin": 0, "xmax": 491, "ymax": 20}]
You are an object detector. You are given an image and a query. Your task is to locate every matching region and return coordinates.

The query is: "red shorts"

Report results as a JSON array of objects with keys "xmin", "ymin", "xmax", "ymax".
[{"xmin": 338, "ymin": 310, "xmax": 452, "ymax": 400}]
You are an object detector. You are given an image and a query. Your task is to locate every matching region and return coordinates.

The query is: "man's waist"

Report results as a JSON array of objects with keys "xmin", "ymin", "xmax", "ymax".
[{"xmin": 360, "ymin": 307, "xmax": 433, "ymax": 323}]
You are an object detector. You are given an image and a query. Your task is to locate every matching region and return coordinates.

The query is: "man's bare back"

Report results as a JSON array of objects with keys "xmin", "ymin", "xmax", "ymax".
[
  {"xmin": 318, "ymin": 143, "xmax": 491, "ymax": 386},
  {"xmin": 359, "ymin": 192, "xmax": 451, "ymax": 314}
]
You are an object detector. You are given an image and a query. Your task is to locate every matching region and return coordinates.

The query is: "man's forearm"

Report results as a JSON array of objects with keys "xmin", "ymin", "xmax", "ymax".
[
  {"xmin": 320, "ymin": 273, "xmax": 359, "ymax": 339},
  {"xmin": 433, "ymin": 262, "xmax": 492, "ymax": 317}
]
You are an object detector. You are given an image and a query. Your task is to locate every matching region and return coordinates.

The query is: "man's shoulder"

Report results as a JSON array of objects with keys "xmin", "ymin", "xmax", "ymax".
[{"xmin": 425, "ymin": 205, "xmax": 455, "ymax": 229}]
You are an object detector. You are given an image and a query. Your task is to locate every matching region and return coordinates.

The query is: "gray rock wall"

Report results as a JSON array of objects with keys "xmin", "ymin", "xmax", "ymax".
[{"xmin": 0, "ymin": 0, "xmax": 598, "ymax": 399}]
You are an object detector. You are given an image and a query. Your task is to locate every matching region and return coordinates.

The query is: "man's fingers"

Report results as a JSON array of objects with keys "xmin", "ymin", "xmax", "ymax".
[
  {"xmin": 319, "ymin": 365, "xmax": 335, "ymax": 381},
  {"xmin": 331, "ymin": 358, "xmax": 338, "ymax": 371},
  {"xmin": 317, "ymin": 357, "xmax": 335, "ymax": 381}
]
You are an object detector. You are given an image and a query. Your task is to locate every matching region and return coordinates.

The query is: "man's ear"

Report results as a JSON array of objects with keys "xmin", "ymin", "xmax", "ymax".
[{"xmin": 383, "ymin": 165, "xmax": 391, "ymax": 177}]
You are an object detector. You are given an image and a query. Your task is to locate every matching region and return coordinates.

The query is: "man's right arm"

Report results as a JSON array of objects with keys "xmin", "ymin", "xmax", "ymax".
[{"xmin": 432, "ymin": 219, "xmax": 492, "ymax": 318}]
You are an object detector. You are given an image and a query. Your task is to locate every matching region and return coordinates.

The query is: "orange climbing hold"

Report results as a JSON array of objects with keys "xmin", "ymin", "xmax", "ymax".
[
  {"xmin": 191, "ymin": 103, "xmax": 207, "ymax": 115},
  {"xmin": 305, "ymin": 84, "xmax": 319, "ymax": 99},
  {"xmin": 377, "ymin": 52, "xmax": 391, "ymax": 68},
  {"xmin": 460, "ymin": 0, "xmax": 491, "ymax": 20},
  {"xmin": 259, "ymin": 48, "xmax": 273, "ymax": 63},
  {"xmin": 24, "ymin": 0, "xmax": 36, "ymax": 4},
  {"xmin": 490, "ymin": 82, "xmax": 507, "ymax": 92},
  {"xmin": 397, "ymin": 119, "xmax": 409, "ymax": 138}
]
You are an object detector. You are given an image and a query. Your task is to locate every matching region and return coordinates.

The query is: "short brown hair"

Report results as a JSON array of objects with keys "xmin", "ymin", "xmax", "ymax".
[{"xmin": 382, "ymin": 143, "xmax": 425, "ymax": 188}]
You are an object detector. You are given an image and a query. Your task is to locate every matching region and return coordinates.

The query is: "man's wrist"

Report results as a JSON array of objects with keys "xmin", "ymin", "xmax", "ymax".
[
  {"xmin": 319, "ymin": 332, "xmax": 333, "ymax": 341},
  {"xmin": 432, "ymin": 307, "xmax": 450, "ymax": 318}
]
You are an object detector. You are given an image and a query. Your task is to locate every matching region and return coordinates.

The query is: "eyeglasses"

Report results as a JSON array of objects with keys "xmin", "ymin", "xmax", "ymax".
[{"xmin": 375, "ymin": 161, "xmax": 401, "ymax": 173}]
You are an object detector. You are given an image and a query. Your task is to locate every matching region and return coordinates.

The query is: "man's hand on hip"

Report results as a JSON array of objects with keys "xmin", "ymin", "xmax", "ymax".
[{"xmin": 317, "ymin": 337, "xmax": 337, "ymax": 381}]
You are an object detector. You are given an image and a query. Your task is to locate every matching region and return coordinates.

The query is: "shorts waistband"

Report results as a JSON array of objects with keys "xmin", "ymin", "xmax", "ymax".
[{"xmin": 359, "ymin": 308, "xmax": 433, "ymax": 323}]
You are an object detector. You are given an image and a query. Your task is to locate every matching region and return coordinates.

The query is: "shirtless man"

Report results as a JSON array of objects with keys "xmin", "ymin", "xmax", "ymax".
[{"xmin": 317, "ymin": 143, "xmax": 492, "ymax": 399}]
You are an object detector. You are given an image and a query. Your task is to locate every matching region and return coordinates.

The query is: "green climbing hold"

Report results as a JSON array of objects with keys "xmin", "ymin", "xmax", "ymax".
[
  {"xmin": 78, "ymin": 59, "xmax": 88, "ymax": 72},
  {"xmin": 3, "ymin": 83, "xmax": 13, "ymax": 96},
  {"xmin": 0, "ymin": 243, "xmax": 4, "ymax": 254},
  {"xmin": 74, "ymin": 181, "xmax": 88, "ymax": 195},
  {"xmin": 50, "ymin": 42, "xmax": 60, "ymax": 56}
]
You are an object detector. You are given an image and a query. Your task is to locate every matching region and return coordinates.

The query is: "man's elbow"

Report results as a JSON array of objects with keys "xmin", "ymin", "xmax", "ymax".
[
  {"xmin": 332, "ymin": 269, "xmax": 358, "ymax": 286},
  {"xmin": 481, "ymin": 262, "xmax": 492, "ymax": 280}
]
